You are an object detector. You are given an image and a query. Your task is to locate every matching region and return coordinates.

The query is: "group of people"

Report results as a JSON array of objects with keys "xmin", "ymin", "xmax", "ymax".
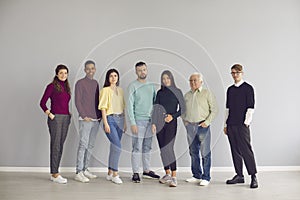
[{"xmin": 40, "ymin": 61, "xmax": 258, "ymax": 189}]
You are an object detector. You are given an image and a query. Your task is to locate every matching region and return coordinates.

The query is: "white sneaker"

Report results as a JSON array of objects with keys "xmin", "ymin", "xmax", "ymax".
[
  {"xmin": 74, "ymin": 172, "xmax": 89, "ymax": 183},
  {"xmin": 159, "ymin": 174, "xmax": 172, "ymax": 184},
  {"xmin": 106, "ymin": 174, "xmax": 113, "ymax": 181},
  {"xmin": 199, "ymin": 180, "xmax": 210, "ymax": 186},
  {"xmin": 112, "ymin": 175, "xmax": 123, "ymax": 184},
  {"xmin": 84, "ymin": 170, "xmax": 97, "ymax": 179},
  {"xmin": 185, "ymin": 177, "xmax": 202, "ymax": 183},
  {"xmin": 51, "ymin": 175, "xmax": 67, "ymax": 184}
]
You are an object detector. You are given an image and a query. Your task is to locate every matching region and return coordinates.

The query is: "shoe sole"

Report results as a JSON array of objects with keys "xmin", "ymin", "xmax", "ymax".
[
  {"xmin": 185, "ymin": 178, "xmax": 202, "ymax": 183},
  {"xmin": 75, "ymin": 179, "xmax": 89, "ymax": 183},
  {"xmin": 51, "ymin": 179, "xmax": 67, "ymax": 184},
  {"xmin": 159, "ymin": 179, "xmax": 172, "ymax": 184},
  {"xmin": 200, "ymin": 184, "xmax": 209, "ymax": 186},
  {"xmin": 74, "ymin": 178, "xmax": 89, "ymax": 183},
  {"xmin": 186, "ymin": 180, "xmax": 201, "ymax": 183},
  {"xmin": 51, "ymin": 177, "xmax": 67, "ymax": 184},
  {"xmin": 159, "ymin": 180, "xmax": 170, "ymax": 184},
  {"xmin": 112, "ymin": 181, "xmax": 123, "ymax": 184},
  {"xmin": 85, "ymin": 176, "xmax": 97, "ymax": 179},
  {"xmin": 226, "ymin": 181, "xmax": 245, "ymax": 184},
  {"xmin": 143, "ymin": 175, "xmax": 159, "ymax": 179},
  {"xmin": 52, "ymin": 181, "xmax": 67, "ymax": 184}
]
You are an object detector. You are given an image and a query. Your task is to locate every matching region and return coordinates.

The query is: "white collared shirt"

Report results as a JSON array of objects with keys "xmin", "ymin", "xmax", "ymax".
[{"xmin": 234, "ymin": 79, "xmax": 244, "ymax": 87}]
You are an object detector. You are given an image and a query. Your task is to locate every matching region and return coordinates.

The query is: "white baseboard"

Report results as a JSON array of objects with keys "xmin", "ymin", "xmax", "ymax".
[{"xmin": 0, "ymin": 166, "xmax": 299, "ymax": 173}]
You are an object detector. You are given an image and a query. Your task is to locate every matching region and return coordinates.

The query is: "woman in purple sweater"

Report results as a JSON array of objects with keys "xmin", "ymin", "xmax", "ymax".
[{"xmin": 40, "ymin": 64, "xmax": 71, "ymax": 184}]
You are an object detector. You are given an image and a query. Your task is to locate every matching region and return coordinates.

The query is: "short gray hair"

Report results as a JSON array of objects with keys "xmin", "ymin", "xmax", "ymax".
[{"xmin": 190, "ymin": 72, "xmax": 203, "ymax": 81}]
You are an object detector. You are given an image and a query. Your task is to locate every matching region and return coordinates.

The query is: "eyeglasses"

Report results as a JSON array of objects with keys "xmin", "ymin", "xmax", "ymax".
[
  {"xmin": 189, "ymin": 79, "xmax": 199, "ymax": 82},
  {"xmin": 231, "ymin": 72, "xmax": 242, "ymax": 75}
]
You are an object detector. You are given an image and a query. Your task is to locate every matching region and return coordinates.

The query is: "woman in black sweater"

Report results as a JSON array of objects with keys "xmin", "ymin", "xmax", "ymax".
[{"xmin": 152, "ymin": 70, "xmax": 185, "ymax": 187}]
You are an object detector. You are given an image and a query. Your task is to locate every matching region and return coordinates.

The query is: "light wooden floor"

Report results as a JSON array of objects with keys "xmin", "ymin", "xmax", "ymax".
[{"xmin": 1, "ymin": 171, "xmax": 300, "ymax": 200}]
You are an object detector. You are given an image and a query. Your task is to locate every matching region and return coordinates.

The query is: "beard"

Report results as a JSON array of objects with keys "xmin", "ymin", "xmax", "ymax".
[{"xmin": 139, "ymin": 74, "xmax": 147, "ymax": 79}]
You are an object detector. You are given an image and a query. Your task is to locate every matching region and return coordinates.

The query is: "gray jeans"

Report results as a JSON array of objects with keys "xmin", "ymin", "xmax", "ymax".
[
  {"xmin": 47, "ymin": 114, "xmax": 71, "ymax": 174},
  {"xmin": 76, "ymin": 120, "xmax": 100, "ymax": 173}
]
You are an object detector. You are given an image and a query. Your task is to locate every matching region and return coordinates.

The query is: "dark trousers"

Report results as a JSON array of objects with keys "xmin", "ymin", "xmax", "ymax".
[
  {"xmin": 156, "ymin": 119, "xmax": 177, "ymax": 171},
  {"xmin": 47, "ymin": 114, "xmax": 71, "ymax": 174},
  {"xmin": 227, "ymin": 125, "xmax": 257, "ymax": 176}
]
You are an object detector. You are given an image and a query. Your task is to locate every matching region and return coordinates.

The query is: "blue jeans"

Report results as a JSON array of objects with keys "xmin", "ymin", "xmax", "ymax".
[
  {"xmin": 105, "ymin": 115, "xmax": 124, "ymax": 172},
  {"xmin": 185, "ymin": 124, "xmax": 211, "ymax": 181},
  {"xmin": 131, "ymin": 120, "xmax": 153, "ymax": 173},
  {"xmin": 76, "ymin": 120, "xmax": 99, "ymax": 174}
]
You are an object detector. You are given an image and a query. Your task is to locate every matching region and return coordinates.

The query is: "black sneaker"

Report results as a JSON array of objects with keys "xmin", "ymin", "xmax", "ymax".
[
  {"xmin": 142, "ymin": 171, "xmax": 160, "ymax": 179},
  {"xmin": 132, "ymin": 173, "xmax": 140, "ymax": 183}
]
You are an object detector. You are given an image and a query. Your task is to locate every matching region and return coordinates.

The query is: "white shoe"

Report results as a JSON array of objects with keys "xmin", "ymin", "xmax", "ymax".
[
  {"xmin": 112, "ymin": 175, "xmax": 123, "ymax": 184},
  {"xmin": 84, "ymin": 170, "xmax": 97, "ymax": 179},
  {"xmin": 159, "ymin": 174, "xmax": 172, "ymax": 184},
  {"xmin": 74, "ymin": 172, "xmax": 89, "ymax": 183},
  {"xmin": 199, "ymin": 180, "xmax": 210, "ymax": 186},
  {"xmin": 185, "ymin": 177, "xmax": 202, "ymax": 183},
  {"xmin": 106, "ymin": 174, "xmax": 113, "ymax": 181},
  {"xmin": 51, "ymin": 175, "xmax": 67, "ymax": 184}
]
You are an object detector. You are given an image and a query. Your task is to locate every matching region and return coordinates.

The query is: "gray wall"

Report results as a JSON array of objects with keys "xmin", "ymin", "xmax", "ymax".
[{"xmin": 0, "ymin": 0, "xmax": 299, "ymax": 169}]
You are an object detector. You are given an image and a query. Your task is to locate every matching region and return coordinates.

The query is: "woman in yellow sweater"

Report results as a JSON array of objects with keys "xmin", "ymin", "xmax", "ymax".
[{"xmin": 99, "ymin": 69, "xmax": 126, "ymax": 184}]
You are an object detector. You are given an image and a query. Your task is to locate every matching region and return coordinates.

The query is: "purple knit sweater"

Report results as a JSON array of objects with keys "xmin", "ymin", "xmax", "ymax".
[
  {"xmin": 40, "ymin": 80, "xmax": 71, "ymax": 115},
  {"xmin": 75, "ymin": 76, "xmax": 101, "ymax": 119}
]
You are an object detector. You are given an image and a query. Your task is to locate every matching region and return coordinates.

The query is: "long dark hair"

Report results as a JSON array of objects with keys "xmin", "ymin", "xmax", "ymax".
[
  {"xmin": 103, "ymin": 68, "xmax": 120, "ymax": 87},
  {"xmin": 160, "ymin": 70, "xmax": 177, "ymax": 90},
  {"xmin": 52, "ymin": 64, "xmax": 71, "ymax": 94}
]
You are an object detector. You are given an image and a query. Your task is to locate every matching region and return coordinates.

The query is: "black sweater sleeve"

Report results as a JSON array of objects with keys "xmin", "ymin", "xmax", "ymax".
[
  {"xmin": 152, "ymin": 90, "xmax": 161, "ymax": 125},
  {"xmin": 172, "ymin": 89, "xmax": 185, "ymax": 119}
]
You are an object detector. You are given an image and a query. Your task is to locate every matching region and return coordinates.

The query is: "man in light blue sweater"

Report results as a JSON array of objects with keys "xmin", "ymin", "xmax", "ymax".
[{"xmin": 127, "ymin": 61, "xmax": 160, "ymax": 183}]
